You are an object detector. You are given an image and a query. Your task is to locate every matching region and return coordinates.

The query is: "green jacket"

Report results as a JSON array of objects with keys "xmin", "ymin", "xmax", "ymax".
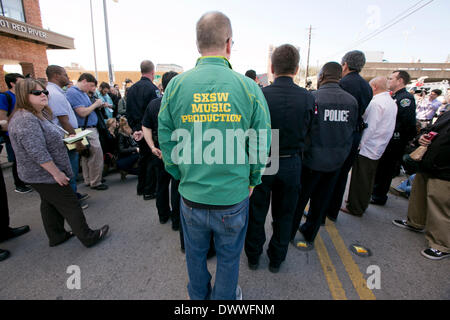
[{"xmin": 158, "ymin": 56, "xmax": 271, "ymax": 206}]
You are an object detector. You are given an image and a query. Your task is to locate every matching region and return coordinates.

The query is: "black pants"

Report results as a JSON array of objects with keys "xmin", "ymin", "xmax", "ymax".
[
  {"xmin": 291, "ymin": 166, "xmax": 340, "ymax": 243},
  {"xmin": 245, "ymin": 155, "xmax": 301, "ymax": 266},
  {"xmin": 31, "ymin": 183, "xmax": 98, "ymax": 247},
  {"xmin": 0, "ymin": 166, "xmax": 10, "ymax": 234},
  {"xmin": 5, "ymin": 140, "xmax": 26, "ymax": 189},
  {"xmin": 372, "ymin": 139, "xmax": 407, "ymax": 204},
  {"xmin": 155, "ymin": 160, "xmax": 181, "ymax": 228},
  {"xmin": 325, "ymin": 132, "xmax": 361, "ymax": 221},
  {"xmin": 137, "ymin": 140, "xmax": 157, "ymax": 196}
]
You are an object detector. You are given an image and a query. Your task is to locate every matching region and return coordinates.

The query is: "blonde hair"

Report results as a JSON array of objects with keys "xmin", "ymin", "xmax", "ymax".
[
  {"xmin": 106, "ymin": 117, "xmax": 117, "ymax": 129},
  {"xmin": 118, "ymin": 116, "xmax": 132, "ymax": 136},
  {"xmin": 14, "ymin": 78, "xmax": 53, "ymax": 119}
]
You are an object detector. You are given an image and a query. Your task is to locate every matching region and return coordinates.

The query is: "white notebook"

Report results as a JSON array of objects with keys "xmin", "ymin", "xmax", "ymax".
[{"xmin": 63, "ymin": 129, "xmax": 92, "ymax": 144}]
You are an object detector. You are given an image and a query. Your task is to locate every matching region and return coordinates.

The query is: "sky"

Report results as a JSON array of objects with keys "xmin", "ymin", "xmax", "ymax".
[{"xmin": 29, "ymin": 0, "xmax": 450, "ymax": 75}]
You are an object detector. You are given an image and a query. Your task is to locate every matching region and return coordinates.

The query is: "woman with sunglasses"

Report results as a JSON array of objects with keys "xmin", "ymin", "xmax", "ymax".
[{"xmin": 7, "ymin": 78, "xmax": 109, "ymax": 248}]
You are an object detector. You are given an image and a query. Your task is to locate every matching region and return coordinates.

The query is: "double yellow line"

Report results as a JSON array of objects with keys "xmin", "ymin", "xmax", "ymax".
[{"xmin": 315, "ymin": 220, "xmax": 376, "ymax": 300}]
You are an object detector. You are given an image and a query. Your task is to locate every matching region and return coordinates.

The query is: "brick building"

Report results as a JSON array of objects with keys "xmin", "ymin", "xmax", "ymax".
[{"xmin": 0, "ymin": 0, "xmax": 73, "ymax": 91}]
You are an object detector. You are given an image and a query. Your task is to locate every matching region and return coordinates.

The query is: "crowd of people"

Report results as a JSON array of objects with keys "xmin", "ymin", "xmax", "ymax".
[{"xmin": 0, "ymin": 11, "xmax": 448, "ymax": 300}]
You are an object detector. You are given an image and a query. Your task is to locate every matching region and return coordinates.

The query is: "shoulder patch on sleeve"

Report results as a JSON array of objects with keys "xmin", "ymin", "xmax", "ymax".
[{"xmin": 400, "ymin": 99, "xmax": 411, "ymax": 108}]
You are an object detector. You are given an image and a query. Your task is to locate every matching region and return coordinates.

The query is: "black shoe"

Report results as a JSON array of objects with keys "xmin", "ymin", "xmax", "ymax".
[
  {"xmin": 50, "ymin": 231, "xmax": 75, "ymax": 247},
  {"xmin": 91, "ymin": 183, "xmax": 108, "ymax": 191},
  {"xmin": 181, "ymin": 247, "xmax": 185, "ymax": 253},
  {"xmin": 0, "ymin": 249, "xmax": 11, "ymax": 261},
  {"xmin": 268, "ymin": 262, "xmax": 280, "ymax": 273},
  {"xmin": 0, "ymin": 225, "xmax": 30, "ymax": 242},
  {"xmin": 14, "ymin": 186, "xmax": 32, "ymax": 194},
  {"xmin": 159, "ymin": 216, "xmax": 170, "ymax": 224},
  {"xmin": 370, "ymin": 198, "xmax": 386, "ymax": 206},
  {"xmin": 172, "ymin": 223, "xmax": 180, "ymax": 231},
  {"xmin": 79, "ymin": 200, "xmax": 89, "ymax": 210},
  {"xmin": 86, "ymin": 225, "xmax": 109, "ymax": 248},
  {"xmin": 248, "ymin": 258, "xmax": 259, "ymax": 270},
  {"xmin": 143, "ymin": 193, "xmax": 156, "ymax": 200},
  {"xmin": 101, "ymin": 178, "xmax": 106, "ymax": 183}
]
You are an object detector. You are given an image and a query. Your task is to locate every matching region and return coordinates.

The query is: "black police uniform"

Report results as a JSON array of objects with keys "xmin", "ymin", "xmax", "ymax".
[
  {"xmin": 371, "ymin": 88, "xmax": 416, "ymax": 205},
  {"xmin": 290, "ymin": 82, "xmax": 358, "ymax": 244},
  {"xmin": 325, "ymin": 71, "xmax": 373, "ymax": 221},
  {"xmin": 142, "ymin": 97, "xmax": 181, "ymax": 229},
  {"xmin": 244, "ymin": 76, "xmax": 314, "ymax": 269},
  {"xmin": 126, "ymin": 76, "xmax": 161, "ymax": 197}
]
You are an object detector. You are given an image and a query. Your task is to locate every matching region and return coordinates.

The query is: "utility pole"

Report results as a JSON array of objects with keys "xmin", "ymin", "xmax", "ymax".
[
  {"xmin": 89, "ymin": 0, "xmax": 98, "ymax": 80},
  {"xmin": 103, "ymin": 0, "xmax": 114, "ymax": 85},
  {"xmin": 305, "ymin": 25, "xmax": 312, "ymax": 87}
]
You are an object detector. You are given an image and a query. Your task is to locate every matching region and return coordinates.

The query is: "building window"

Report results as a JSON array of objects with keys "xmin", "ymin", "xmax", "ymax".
[{"xmin": 0, "ymin": 0, "xmax": 25, "ymax": 22}]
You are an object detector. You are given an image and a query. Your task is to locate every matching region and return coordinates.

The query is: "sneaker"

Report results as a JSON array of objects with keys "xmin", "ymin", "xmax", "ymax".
[
  {"xmin": 79, "ymin": 200, "xmax": 88, "ymax": 210},
  {"xmin": 15, "ymin": 186, "xmax": 32, "ymax": 194},
  {"xmin": 392, "ymin": 220, "xmax": 424, "ymax": 233},
  {"xmin": 235, "ymin": 285, "xmax": 243, "ymax": 300},
  {"xmin": 77, "ymin": 193, "xmax": 89, "ymax": 201},
  {"xmin": 0, "ymin": 249, "xmax": 11, "ymax": 261},
  {"xmin": 421, "ymin": 248, "xmax": 450, "ymax": 260},
  {"xmin": 389, "ymin": 186, "xmax": 408, "ymax": 199}
]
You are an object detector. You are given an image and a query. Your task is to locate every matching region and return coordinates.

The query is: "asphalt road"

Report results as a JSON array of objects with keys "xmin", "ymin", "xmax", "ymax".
[{"xmin": 0, "ymin": 167, "xmax": 448, "ymax": 300}]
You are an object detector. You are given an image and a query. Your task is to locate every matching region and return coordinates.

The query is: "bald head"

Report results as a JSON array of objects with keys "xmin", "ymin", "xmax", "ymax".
[
  {"xmin": 369, "ymin": 76, "xmax": 388, "ymax": 95},
  {"xmin": 196, "ymin": 11, "xmax": 232, "ymax": 54}
]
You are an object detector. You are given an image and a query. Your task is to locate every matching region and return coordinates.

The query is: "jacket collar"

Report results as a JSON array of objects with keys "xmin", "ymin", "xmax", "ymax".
[
  {"xmin": 319, "ymin": 82, "xmax": 341, "ymax": 89},
  {"xmin": 273, "ymin": 76, "xmax": 294, "ymax": 85},
  {"xmin": 196, "ymin": 56, "xmax": 232, "ymax": 69}
]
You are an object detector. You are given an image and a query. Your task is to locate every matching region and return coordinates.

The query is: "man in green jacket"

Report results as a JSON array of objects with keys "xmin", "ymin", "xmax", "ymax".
[{"xmin": 158, "ymin": 11, "xmax": 271, "ymax": 300}]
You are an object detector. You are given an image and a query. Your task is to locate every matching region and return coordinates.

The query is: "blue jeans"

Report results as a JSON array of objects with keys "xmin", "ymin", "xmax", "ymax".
[
  {"xmin": 180, "ymin": 197, "xmax": 249, "ymax": 300},
  {"xmin": 68, "ymin": 150, "xmax": 79, "ymax": 194}
]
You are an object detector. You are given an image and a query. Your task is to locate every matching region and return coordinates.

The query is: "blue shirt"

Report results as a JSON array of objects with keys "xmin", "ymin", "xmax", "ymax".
[
  {"xmin": 0, "ymin": 90, "xmax": 16, "ymax": 135},
  {"xmin": 47, "ymin": 82, "xmax": 79, "ymax": 129},
  {"xmin": 66, "ymin": 86, "xmax": 98, "ymax": 127},
  {"xmin": 96, "ymin": 90, "xmax": 114, "ymax": 120}
]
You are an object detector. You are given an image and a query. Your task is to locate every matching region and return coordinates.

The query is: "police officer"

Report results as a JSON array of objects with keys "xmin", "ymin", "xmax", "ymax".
[
  {"xmin": 244, "ymin": 44, "xmax": 315, "ymax": 273},
  {"xmin": 126, "ymin": 60, "xmax": 161, "ymax": 200},
  {"xmin": 371, "ymin": 70, "xmax": 416, "ymax": 205},
  {"xmin": 325, "ymin": 51, "xmax": 373, "ymax": 222},
  {"xmin": 290, "ymin": 62, "xmax": 358, "ymax": 249}
]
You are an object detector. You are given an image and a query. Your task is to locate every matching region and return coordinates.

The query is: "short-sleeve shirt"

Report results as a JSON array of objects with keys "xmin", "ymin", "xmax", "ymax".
[
  {"xmin": 0, "ymin": 90, "xmax": 16, "ymax": 136},
  {"xmin": 66, "ymin": 86, "xmax": 98, "ymax": 127},
  {"xmin": 47, "ymin": 82, "xmax": 79, "ymax": 129},
  {"xmin": 142, "ymin": 97, "xmax": 162, "ymax": 147}
]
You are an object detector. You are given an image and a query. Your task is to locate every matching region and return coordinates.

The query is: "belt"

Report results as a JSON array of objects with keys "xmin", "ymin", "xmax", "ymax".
[
  {"xmin": 418, "ymin": 119, "xmax": 431, "ymax": 122},
  {"xmin": 85, "ymin": 126, "xmax": 97, "ymax": 128},
  {"xmin": 279, "ymin": 154, "xmax": 297, "ymax": 158}
]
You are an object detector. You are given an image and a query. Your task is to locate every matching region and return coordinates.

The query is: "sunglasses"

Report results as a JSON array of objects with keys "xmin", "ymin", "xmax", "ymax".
[{"xmin": 30, "ymin": 90, "xmax": 49, "ymax": 96}]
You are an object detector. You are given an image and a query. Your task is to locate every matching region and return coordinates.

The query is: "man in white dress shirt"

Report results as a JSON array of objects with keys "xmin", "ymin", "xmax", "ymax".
[{"xmin": 341, "ymin": 76, "xmax": 398, "ymax": 216}]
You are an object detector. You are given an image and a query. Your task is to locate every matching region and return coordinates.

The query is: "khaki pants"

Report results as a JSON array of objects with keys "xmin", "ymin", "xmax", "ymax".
[
  {"xmin": 407, "ymin": 172, "xmax": 450, "ymax": 253},
  {"xmin": 81, "ymin": 127, "xmax": 104, "ymax": 187},
  {"xmin": 347, "ymin": 155, "xmax": 379, "ymax": 216}
]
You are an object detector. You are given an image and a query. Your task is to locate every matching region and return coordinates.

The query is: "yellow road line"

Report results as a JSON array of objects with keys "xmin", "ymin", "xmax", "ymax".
[
  {"xmin": 315, "ymin": 234, "xmax": 348, "ymax": 300},
  {"xmin": 325, "ymin": 222, "xmax": 376, "ymax": 300}
]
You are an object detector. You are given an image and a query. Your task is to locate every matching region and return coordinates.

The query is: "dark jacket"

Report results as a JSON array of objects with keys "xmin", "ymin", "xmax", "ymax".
[
  {"xmin": 126, "ymin": 77, "xmax": 161, "ymax": 132},
  {"xmin": 118, "ymin": 132, "xmax": 138, "ymax": 158},
  {"xmin": 303, "ymin": 82, "xmax": 358, "ymax": 172},
  {"xmin": 391, "ymin": 88, "xmax": 417, "ymax": 144},
  {"xmin": 262, "ymin": 76, "xmax": 315, "ymax": 156},
  {"xmin": 340, "ymin": 72, "xmax": 373, "ymax": 131},
  {"xmin": 420, "ymin": 111, "xmax": 450, "ymax": 181}
]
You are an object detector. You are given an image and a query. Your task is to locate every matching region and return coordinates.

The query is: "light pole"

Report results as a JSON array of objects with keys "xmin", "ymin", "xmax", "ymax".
[
  {"xmin": 89, "ymin": 0, "xmax": 98, "ymax": 80},
  {"xmin": 103, "ymin": 0, "xmax": 114, "ymax": 85}
]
